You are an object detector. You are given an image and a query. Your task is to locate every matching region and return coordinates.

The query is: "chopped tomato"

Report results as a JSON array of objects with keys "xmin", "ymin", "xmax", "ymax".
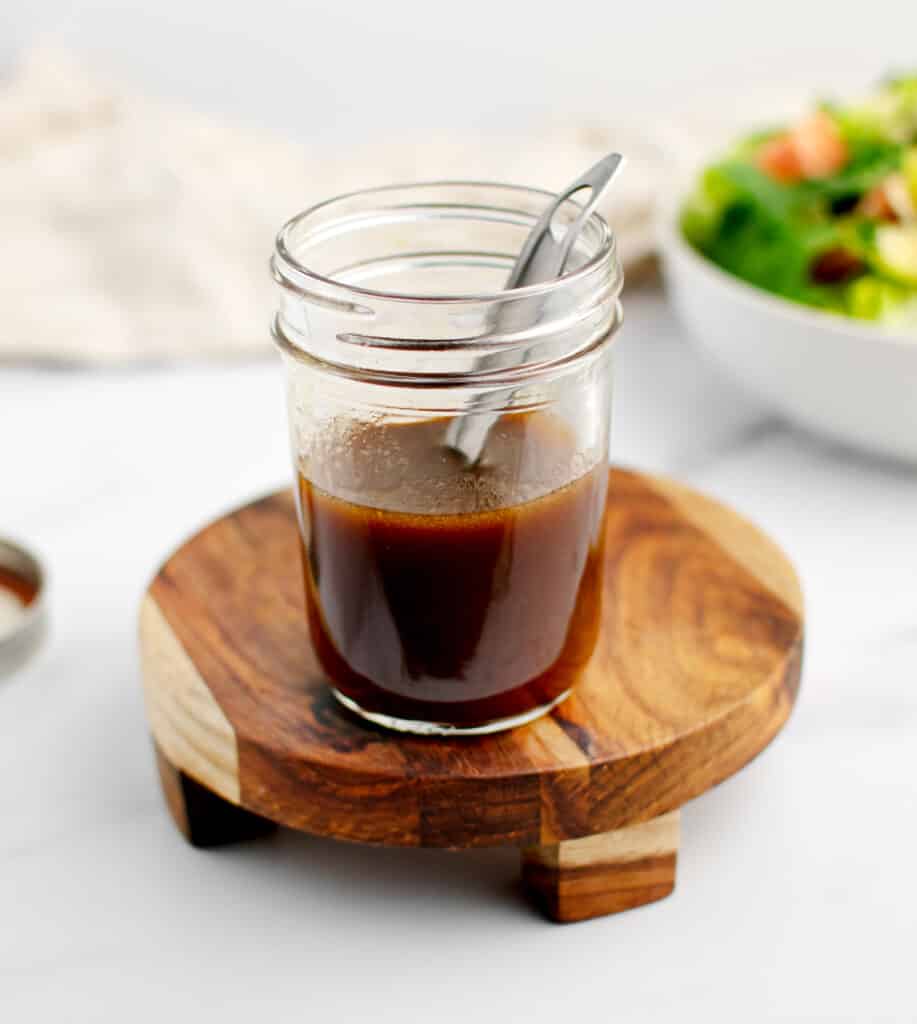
[
  {"xmin": 757, "ymin": 136, "xmax": 804, "ymax": 183},
  {"xmin": 757, "ymin": 111, "xmax": 849, "ymax": 183},
  {"xmin": 791, "ymin": 111, "xmax": 849, "ymax": 179}
]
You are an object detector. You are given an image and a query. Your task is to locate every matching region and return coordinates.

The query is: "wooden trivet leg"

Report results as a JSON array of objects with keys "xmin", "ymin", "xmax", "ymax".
[
  {"xmin": 521, "ymin": 810, "xmax": 680, "ymax": 922},
  {"xmin": 154, "ymin": 743, "xmax": 275, "ymax": 848}
]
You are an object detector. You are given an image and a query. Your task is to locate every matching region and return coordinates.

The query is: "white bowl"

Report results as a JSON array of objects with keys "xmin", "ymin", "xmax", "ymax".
[{"xmin": 657, "ymin": 195, "xmax": 917, "ymax": 462}]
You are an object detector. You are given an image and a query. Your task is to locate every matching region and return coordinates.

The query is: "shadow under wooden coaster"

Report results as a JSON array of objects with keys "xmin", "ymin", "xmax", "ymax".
[{"xmin": 139, "ymin": 469, "xmax": 803, "ymax": 923}]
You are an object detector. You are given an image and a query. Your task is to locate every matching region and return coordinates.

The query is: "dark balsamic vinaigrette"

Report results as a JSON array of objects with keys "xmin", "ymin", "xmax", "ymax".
[{"xmin": 297, "ymin": 412, "xmax": 607, "ymax": 729}]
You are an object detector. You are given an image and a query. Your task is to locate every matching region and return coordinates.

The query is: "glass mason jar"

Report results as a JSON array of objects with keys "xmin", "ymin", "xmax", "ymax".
[{"xmin": 271, "ymin": 182, "xmax": 623, "ymax": 735}]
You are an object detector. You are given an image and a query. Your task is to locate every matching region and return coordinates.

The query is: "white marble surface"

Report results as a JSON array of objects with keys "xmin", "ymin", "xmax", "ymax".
[{"xmin": 2, "ymin": 289, "xmax": 915, "ymax": 1022}]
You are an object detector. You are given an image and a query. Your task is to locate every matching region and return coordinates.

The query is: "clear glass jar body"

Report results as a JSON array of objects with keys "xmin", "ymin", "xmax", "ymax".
[{"xmin": 272, "ymin": 183, "xmax": 622, "ymax": 734}]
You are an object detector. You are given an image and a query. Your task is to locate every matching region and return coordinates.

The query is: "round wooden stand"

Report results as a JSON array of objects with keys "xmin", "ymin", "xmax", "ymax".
[{"xmin": 140, "ymin": 469, "xmax": 803, "ymax": 922}]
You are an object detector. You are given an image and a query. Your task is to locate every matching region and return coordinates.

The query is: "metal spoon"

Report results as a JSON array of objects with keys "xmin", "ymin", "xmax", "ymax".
[{"xmin": 443, "ymin": 152, "xmax": 624, "ymax": 466}]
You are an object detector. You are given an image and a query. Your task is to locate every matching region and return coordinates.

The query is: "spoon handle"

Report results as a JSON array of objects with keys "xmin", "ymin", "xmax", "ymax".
[
  {"xmin": 443, "ymin": 152, "xmax": 624, "ymax": 466},
  {"xmin": 508, "ymin": 152, "xmax": 624, "ymax": 289}
]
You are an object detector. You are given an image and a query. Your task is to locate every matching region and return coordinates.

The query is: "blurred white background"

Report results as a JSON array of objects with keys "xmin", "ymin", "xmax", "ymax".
[{"xmin": 4, "ymin": 0, "xmax": 916, "ymax": 144}]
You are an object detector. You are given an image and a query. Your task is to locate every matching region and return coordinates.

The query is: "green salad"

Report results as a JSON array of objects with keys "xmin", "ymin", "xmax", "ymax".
[{"xmin": 681, "ymin": 76, "xmax": 917, "ymax": 330}]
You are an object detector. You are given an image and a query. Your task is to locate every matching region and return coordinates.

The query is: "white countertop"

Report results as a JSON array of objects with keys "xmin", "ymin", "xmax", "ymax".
[{"xmin": 2, "ymin": 289, "xmax": 915, "ymax": 1022}]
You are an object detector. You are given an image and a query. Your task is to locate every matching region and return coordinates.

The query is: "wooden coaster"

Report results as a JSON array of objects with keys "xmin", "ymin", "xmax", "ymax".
[{"xmin": 140, "ymin": 469, "xmax": 803, "ymax": 923}]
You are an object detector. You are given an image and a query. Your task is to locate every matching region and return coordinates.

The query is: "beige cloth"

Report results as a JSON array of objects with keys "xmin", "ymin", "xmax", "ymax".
[{"xmin": 2, "ymin": 48, "xmax": 664, "ymax": 363}]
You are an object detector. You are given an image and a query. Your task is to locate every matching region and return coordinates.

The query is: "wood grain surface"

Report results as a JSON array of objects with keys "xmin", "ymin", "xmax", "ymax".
[
  {"xmin": 140, "ymin": 469, "xmax": 803, "ymax": 851},
  {"xmin": 522, "ymin": 809, "xmax": 680, "ymax": 922},
  {"xmin": 154, "ymin": 742, "xmax": 275, "ymax": 848}
]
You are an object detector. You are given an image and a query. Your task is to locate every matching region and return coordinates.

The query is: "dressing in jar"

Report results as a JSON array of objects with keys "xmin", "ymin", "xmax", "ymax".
[{"xmin": 272, "ymin": 182, "xmax": 622, "ymax": 734}]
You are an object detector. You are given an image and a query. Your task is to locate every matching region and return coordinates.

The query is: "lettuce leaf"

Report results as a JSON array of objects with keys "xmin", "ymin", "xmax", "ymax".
[{"xmin": 682, "ymin": 161, "xmax": 848, "ymax": 309}]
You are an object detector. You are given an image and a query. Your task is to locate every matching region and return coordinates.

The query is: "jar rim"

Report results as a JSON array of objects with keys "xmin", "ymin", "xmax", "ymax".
[{"xmin": 272, "ymin": 180, "xmax": 619, "ymax": 305}]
